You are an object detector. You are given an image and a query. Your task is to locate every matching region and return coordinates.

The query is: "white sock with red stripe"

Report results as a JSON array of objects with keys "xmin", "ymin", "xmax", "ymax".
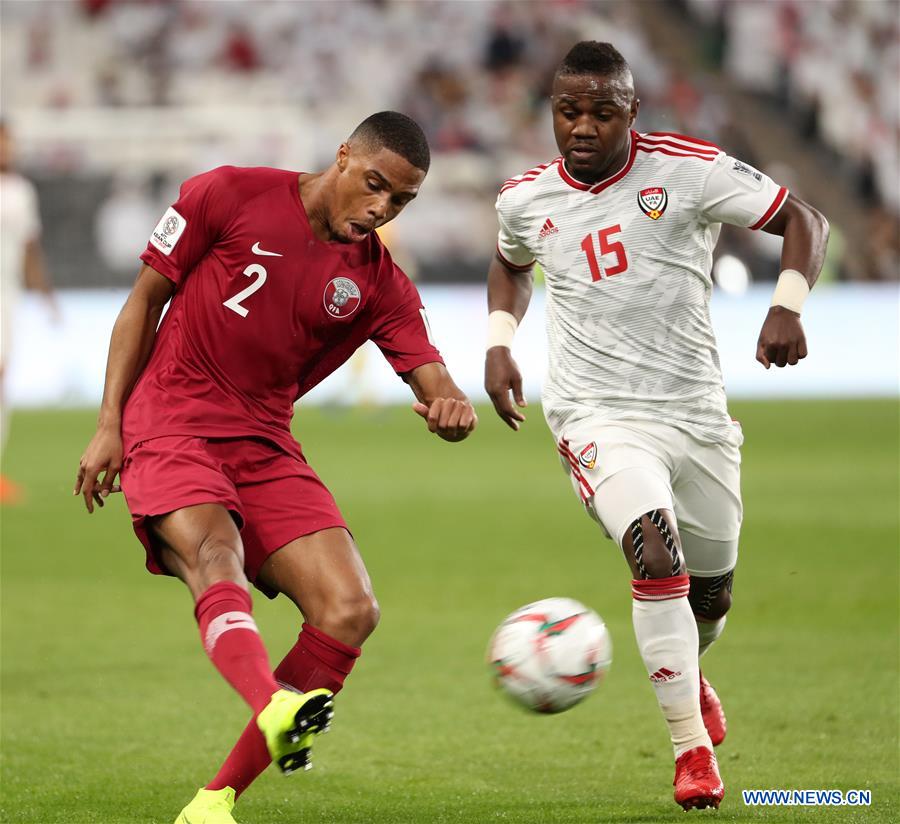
[{"xmin": 632, "ymin": 575, "xmax": 712, "ymax": 758}]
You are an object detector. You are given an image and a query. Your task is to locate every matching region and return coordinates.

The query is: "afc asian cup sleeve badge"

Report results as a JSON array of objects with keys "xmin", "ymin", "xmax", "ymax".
[
  {"xmin": 149, "ymin": 206, "xmax": 187, "ymax": 256},
  {"xmin": 323, "ymin": 277, "xmax": 362, "ymax": 318},
  {"xmin": 637, "ymin": 187, "xmax": 668, "ymax": 220},
  {"xmin": 578, "ymin": 442, "xmax": 598, "ymax": 470}
]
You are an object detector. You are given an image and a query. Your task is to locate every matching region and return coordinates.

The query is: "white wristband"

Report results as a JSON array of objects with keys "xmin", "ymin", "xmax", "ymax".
[
  {"xmin": 487, "ymin": 310, "xmax": 518, "ymax": 350},
  {"xmin": 771, "ymin": 269, "xmax": 810, "ymax": 314}
]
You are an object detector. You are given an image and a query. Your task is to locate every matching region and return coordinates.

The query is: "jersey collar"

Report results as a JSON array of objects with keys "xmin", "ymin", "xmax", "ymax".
[{"xmin": 557, "ymin": 130, "xmax": 637, "ymax": 194}]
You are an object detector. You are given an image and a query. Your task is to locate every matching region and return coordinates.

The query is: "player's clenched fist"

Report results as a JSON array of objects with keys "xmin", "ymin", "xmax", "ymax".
[
  {"xmin": 755, "ymin": 306, "xmax": 808, "ymax": 369},
  {"xmin": 485, "ymin": 346, "xmax": 527, "ymax": 431},
  {"xmin": 412, "ymin": 397, "xmax": 478, "ymax": 442},
  {"xmin": 74, "ymin": 425, "xmax": 123, "ymax": 513}
]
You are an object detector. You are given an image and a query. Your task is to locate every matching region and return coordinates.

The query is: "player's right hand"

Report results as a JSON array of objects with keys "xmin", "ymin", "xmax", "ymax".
[
  {"xmin": 485, "ymin": 346, "xmax": 527, "ymax": 431},
  {"xmin": 74, "ymin": 425, "xmax": 123, "ymax": 513}
]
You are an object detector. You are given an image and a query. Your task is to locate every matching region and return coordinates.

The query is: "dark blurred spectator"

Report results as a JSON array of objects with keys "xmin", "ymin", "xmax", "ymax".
[
  {"xmin": 862, "ymin": 206, "xmax": 900, "ymax": 283},
  {"xmin": 484, "ymin": 4, "xmax": 527, "ymax": 73},
  {"xmin": 223, "ymin": 23, "xmax": 261, "ymax": 72}
]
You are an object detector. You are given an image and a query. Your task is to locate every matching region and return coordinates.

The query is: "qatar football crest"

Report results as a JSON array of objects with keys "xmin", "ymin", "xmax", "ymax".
[
  {"xmin": 578, "ymin": 442, "xmax": 597, "ymax": 470},
  {"xmin": 637, "ymin": 187, "xmax": 668, "ymax": 220},
  {"xmin": 323, "ymin": 277, "xmax": 361, "ymax": 318}
]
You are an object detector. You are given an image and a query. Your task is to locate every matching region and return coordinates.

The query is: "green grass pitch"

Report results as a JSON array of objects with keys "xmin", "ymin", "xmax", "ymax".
[{"xmin": 1, "ymin": 400, "xmax": 897, "ymax": 823}]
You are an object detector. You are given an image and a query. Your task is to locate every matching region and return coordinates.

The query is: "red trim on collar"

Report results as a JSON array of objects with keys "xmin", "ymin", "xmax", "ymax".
[{"xmin": 556, "ymin": 131, "xmax": 638, "ymax": 194}]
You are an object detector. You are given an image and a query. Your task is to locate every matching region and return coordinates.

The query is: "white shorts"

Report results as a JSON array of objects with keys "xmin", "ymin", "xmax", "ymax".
[{"xmin": 554, "ymin": 418, "xmax": 743, "ymax": 577}]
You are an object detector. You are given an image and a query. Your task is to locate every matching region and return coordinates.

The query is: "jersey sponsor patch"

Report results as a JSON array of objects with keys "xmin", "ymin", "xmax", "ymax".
[
  {"xmin": 578, "ymin": 442, "xmax": 597, "ymax": 470},
  {"xmin": 728, "ymin": 160, "xmax": 764, "ymax": 190},
  {"xmin": 637, "ymin": 187, "xmax": 668, "ymax": 220},
  {"xmin": 149, "ymin": 206, "xmax": 187, "ymax": 256},
  {"xmin": 323, "ymin": 277, "xmax": 361, "ymax": 318}
]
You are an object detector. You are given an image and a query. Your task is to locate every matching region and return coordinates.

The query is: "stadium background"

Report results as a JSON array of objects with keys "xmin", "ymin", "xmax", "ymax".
[{"xmin": 1, "ymin": 1, "xmax": 897, "ymax": 822}]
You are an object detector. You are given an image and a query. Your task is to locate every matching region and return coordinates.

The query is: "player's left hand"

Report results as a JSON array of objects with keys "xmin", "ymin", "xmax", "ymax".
[
  {"xmin": 412, "ymin": 398, "xmax": 478, "ymax": 442},
  {"xmin": 756, "ymin": 306, "xmax": 808, "ymax": 369}
]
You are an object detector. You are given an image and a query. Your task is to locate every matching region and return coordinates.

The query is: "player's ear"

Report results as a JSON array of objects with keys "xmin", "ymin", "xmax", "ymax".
[
  {"xmin": 629, "ymin": 98, "xmax": 640, "ymax": 127},
  {"xmin": 336, "ymin": 143, "xmax": 351, "ymax": 173}
]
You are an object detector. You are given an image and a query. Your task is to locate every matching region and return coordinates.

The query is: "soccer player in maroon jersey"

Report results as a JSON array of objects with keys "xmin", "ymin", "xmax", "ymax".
[{"xmin": 74, "ymin": 111, "xmax": 476, "ymax": 824}]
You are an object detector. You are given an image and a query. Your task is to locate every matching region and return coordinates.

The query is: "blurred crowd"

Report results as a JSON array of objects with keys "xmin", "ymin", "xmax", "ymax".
[
  {"xmin": 685, "ymin": 0, "xmax": 899, "ymax": 281},
  {"xmin": 1, "ymin": 0, "xmax": 896, "ymax": 285}
]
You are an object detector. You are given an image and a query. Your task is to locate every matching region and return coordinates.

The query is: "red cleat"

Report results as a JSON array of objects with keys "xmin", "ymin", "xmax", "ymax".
[
  {"xmin": 699, "ymin": 672, "xmax": 727, "ymax": 746},
  {"xmin": 674, "ymin": 746, "xmax": 725, "ymax": 811}
]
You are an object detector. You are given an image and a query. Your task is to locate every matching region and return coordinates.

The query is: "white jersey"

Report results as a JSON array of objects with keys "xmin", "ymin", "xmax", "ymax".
[
  {"xmin": 0, "ymin": 172, "xmax": 41, "ymax": 363},
  {"xmin": 496, "ymin": 130, "xmax": 788, "ymax": 444}
]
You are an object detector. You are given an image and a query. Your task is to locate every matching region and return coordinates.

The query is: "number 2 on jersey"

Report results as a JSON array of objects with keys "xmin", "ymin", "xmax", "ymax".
[
  {"xmin": 223, "ymin": 263, "xmax": 267, "ymax": 317},
  {"xmin": 580, "ymin": 225, "xmax": 628, "ymax": 282}
]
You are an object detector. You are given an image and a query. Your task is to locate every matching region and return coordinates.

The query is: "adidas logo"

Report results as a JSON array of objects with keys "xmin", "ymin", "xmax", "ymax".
[
  {"xmin": 649, "ymin": 667, "xmax": 682, "ymax": 684},
  {"xmin": 538, "ymin": 218, "xmax": 559, "ymax": 239}
]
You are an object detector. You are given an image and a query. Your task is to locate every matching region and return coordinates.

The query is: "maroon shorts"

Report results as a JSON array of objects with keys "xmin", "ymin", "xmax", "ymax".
[{"xmin": 120, "ymin": 435, "xmax": 348, "ymax": 597}]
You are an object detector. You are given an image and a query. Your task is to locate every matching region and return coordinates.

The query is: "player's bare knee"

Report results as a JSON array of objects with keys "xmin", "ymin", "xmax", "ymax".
[
  {"xmin": 705, "ymin": 587, "xmax": 732, "ymax": 620},
  {"xmin": 310, "ymin": 591, "xmax": 380, "ymax": 647},
  {"xmin": 627, "ymin": 511, "xmax": 685, "ymax": 579},
  {"xmin": 338, "ymin": 592, "xmax": 380, "ymax": 642},
  {"xmin": 689, "ymin": 571, "xmax": 734, "ymax": 620},
  {"xmin": 640, "ymin": 539, "xmax": 677, "ymax": 579},
  {"xmin": 196, "ymin": 534, "xmax": 244, "ymax": 578}
]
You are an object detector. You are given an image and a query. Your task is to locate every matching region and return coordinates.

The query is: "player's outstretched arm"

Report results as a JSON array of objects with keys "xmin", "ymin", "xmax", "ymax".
[
  {"xmin": 755, "ymin": 193, "xmax": 829, "ymax": 369},
  {"xmin": 74, "ymin": 265, "xmax": 174, "ymax": 512},
  {"xmin": 485, "ymin": 255, "xmax": 533, "ymax": 430},
  {"xmin": 407, "ymin": 362, "xmax": 477, "ymax": 443}
]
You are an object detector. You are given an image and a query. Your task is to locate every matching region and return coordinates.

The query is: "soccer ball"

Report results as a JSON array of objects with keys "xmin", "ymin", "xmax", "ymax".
[{"xmin": 487, "ymin": 597, "xmax": 612, "ymax": 714}]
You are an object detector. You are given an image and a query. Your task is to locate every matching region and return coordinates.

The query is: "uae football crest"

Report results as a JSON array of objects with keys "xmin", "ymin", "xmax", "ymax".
[
  {"xmin": 637, "ymin": 187, "xmax": 668, "ymax": 220},
  {"xmin": 323, "ymin": 277, "xmax": 361, "ymax": 318},
  {"xmin": 578, "ymin": 442, "xmax": 597, "ymax": 470}
]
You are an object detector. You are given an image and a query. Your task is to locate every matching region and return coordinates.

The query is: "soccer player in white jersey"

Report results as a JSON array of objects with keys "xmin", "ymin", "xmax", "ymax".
[
  {"xmin": 484, "ymin": 42, "xmax": 828, "ymax": 811},
  {"xmin": 0, "ymin": 119, "xmax": 57, "ymax": 503}
]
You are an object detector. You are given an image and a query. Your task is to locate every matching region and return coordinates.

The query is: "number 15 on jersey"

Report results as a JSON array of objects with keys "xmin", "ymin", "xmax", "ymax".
[{"xmin": 580, "ymin": 225, "xmax": 629, "ymax": 282}]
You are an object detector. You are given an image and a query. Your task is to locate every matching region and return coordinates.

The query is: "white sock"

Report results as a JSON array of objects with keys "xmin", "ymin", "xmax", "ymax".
[
  {"xmin": 632, "ymin": 575, "xmax": 712, "ymax": 758},
  {"xmin": 697, "ymin": 616, "xmax": 726, "ymax": 658}
]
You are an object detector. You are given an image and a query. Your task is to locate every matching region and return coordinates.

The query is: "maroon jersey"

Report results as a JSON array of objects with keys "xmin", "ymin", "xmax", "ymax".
[{"xmin": 123, "ymin": 166, "xmax": 442, "ymax": 459}]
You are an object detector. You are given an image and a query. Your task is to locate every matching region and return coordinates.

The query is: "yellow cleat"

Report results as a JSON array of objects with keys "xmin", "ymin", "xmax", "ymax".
[
  {"xmin": 256, "ymin": 688, "xmax": 334, "ymax": 775},
  {"xmin": 174, "ymin": 787, "xmax": 237, "ymax": 824}
]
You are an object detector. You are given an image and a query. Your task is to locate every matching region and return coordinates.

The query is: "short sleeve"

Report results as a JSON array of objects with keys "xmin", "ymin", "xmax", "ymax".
[
  {"xmin": 370, "ymin": 267, "xmax": 444, "ymax": 375},
  {"xmin": 698, "ymin": 154, "xmax": 789, "ymax": 230},
  {"xmin": 495, "ymin": 203, "xmax": 535, "ymax": 271},
  {"xmin": 139, "ymin": 167, "xmax": 238, "ymax": 286}
]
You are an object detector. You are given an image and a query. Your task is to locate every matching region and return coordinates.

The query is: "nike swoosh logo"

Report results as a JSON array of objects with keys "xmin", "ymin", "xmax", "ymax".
[
  {"xmin": 225, "ymin": 617, "xmax": 255, "ymax": 626},
  {"xmin": 252, "ymin": 242, "xmax": 283, "ymax": 257}
]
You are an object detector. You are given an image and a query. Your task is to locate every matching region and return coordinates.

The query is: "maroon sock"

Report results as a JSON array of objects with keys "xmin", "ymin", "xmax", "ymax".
[
  {"xmin": 194, "ymin": 581, "xmax": 280, "ymax": 715},
  {"xmin": 207, "ymin": 623, "xmax": 361, "ymax": 795},
  {"xmin": 274, "ymin": 623, "xmax": 361, "ymax": 694}
]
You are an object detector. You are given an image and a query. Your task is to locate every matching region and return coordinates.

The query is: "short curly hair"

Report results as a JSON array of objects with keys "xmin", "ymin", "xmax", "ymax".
[
  {"xmin": 349, "ymin": 111, "xmax": 431, "ymax": 173},
  {"xmin": 556, "ymin": 41, "xmax": 630, "ymax": 80}
]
